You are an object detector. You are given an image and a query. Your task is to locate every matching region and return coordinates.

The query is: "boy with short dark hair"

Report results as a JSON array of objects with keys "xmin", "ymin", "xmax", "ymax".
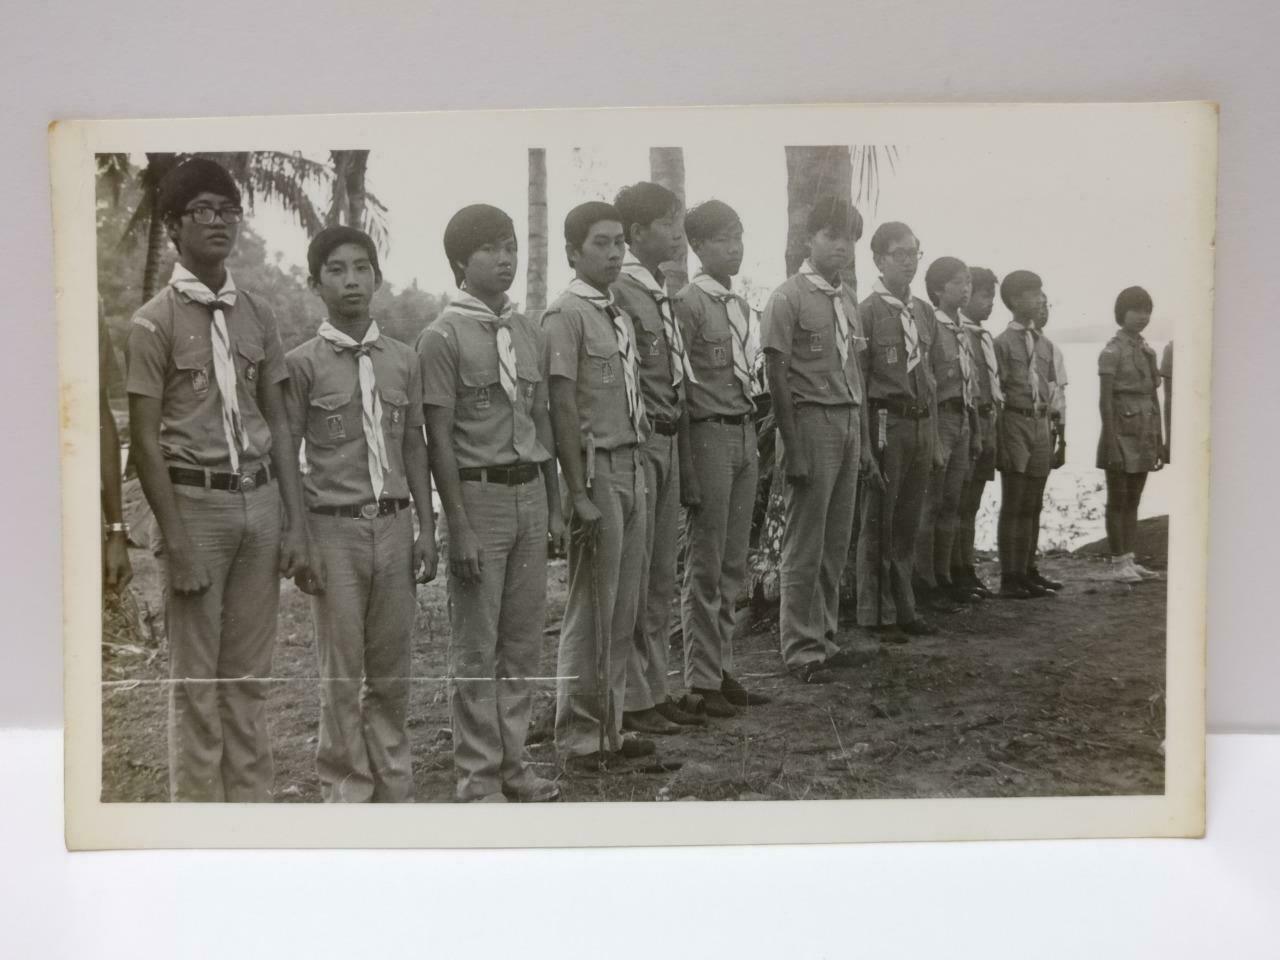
[
  {"xmin": 993, "ymin": 270, "xmax": 1057, "ymax": 599},
  {"xmin": 126, "ymin": 157, "xmax": 307, "ymax": 801},
  {"xmin": 951, "ymin": 266, "xmax": 1002, "ymax": 597},
  {"xmin": 610, "ymin": 182, "xmax": 700, "ymax": 733},
  {"xmin": 676, "ymin": 199, "xmax": 769, "ymax": 713},
  {"xmin": 418, "ymin": 204, "xmax": 563, "ymax": 803},
  {"xmin": 286, "ymin": 225, "xmax": 436, "ymax": 802},
  {"xmin": 544, "ymin": 201, "xmax": 671, "ymax": 771},
  {"xmin": 917, "ymin": 256, "xmax": 982, "ymax": 607},
  {"xmin": 855, "ymin": 221, "xmax": 943, "ymax": 641},
  {"xmin": 762, "ymin": 197, "xmax": 875, "ymax": 684}
]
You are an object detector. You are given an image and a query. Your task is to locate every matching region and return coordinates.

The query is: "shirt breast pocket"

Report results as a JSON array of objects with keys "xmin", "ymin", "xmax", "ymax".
[
  {"xmin": 459, "ymin": 366, "xmax": 501, "ymax": 417},
  {"xmin": 173, "ymin": 342, "xmax": 213, "ymax": 400},
  {"xmin": 236, "ymin": 339, "xmax": 265, "ymax": 392},
  {"xmin": 380, "ymin": 387, "xmax": 409, "ymax": 438},
  {"xmin": 584, "ymin": 334, "xmax": 621, "ymax": 387},
  {"xmin": 872, "ymin": 324, "xmax": 901, "ymax": 369},
  {"xmin": 635, "ymin": 327, "xmax": 662, "ymax": 367},
  {"xmin": 797, "ymin": 313, "xmax": 827, "ymax": 358},
  {"xmin": 307, "ymin": 392, "xmax": 356, "ymax": 448},
  {"xmin": 692, "ymin": 322, "xmax": 732, "ymax": 371}
]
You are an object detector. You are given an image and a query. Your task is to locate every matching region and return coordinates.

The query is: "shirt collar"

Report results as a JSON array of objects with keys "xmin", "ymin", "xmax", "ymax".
[{"xmin": 171, "ymin": 262, "xmax": 236, "ymax": 298}]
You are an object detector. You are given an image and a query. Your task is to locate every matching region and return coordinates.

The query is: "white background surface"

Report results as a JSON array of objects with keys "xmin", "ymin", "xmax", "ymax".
[
  {"xmin": 5, "ymin": 730, "xmax": 1278, "ymax": 957},
  {"xmin": 2, "ymin": 1, "xmax": 1275, "ymax": 951}
]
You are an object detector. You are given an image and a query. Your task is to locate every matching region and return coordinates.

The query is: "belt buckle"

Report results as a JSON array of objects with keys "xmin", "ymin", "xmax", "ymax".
[
  {"xmin": 360, "ymin": 502, "xmax": 379, "ymax": 520},
  {"xmin": 238, "ymin": 473, "xmax": 256, "ymax": 492}
]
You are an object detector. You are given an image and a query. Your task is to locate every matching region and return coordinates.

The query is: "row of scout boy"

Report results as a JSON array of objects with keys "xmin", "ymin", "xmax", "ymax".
[{"xmin": 118, "ymin": 157, "xmax": 1164, "ymax": 803}]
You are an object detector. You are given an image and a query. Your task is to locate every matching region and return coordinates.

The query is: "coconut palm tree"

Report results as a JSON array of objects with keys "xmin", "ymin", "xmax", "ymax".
[
  {"xmin": 327, "ymin": 150, "xmax": 390, "ymax": 252},
  {"xmin": 526, "ymin": 148, "xmax": 548, "ymax": 320},
  {"xmin": 98, "ymin": 151, "xmax": 333, "ymax": 304},
  {"xmin": 649, "ymin": 146, "xmax": 688, "ymax": 293}
]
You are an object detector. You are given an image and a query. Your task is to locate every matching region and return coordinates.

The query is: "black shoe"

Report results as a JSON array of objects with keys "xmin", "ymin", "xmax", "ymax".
[
  {"xmin": 824, "ymin": 647, "xmax": 860, "ymax": 668},
  {"xmin": 1023, "ymin": 578, "xmax": 1051, "ymax": 597},
  {"xmin": 788, "ymin": 661, "xmax": 836, "ymax": 684},
  {"xmin": 616, "ymin": 734, "xmax": 656, "ymax": 759},
  {"xmin": 938, "ymin": 579, "xmax": 976, "ymax": 604},
  {"xmin": 901, "ymin": 618, "xmax": 939, "ymax": 636},
  {"xmin": 691, "ymin": 687, "xmax": 739, "ymax": 718},
  {"xmin": 621, "ymin": 707, "xmax": 681, "ymax": 736},
  {"xmin": 999, "ymin": 578, "xmax": 1034, "ymax": 600},
  {"xmin": 722, "ymin": 672, "xmax": 772, "ymax": 706},
  {"xmin": 1028, "ymin": 568, "xmax": 1064, "ymax": 592},
  {"xmin": 656, "ymin": 697, "xmax": 707, "ymax": 726},
  {"xmin": 868, "ymin": 624, "xmax": 910, "ymax": 644},
  {"xmin": 563, "ymin": 752, "xmax": 612, "ymax": 773}
]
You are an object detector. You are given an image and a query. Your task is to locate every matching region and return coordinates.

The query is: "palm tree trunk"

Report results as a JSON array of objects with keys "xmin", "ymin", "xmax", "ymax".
[
  {"xmin": 526, "ymin": 148, "xmax": 548, "ymax": 321},
  {"xmin": 141, "ymin": 203, "xmax": 168, "ymax": 303},
  {"xmin": 341, "ymin": 151, "xmax": 369, "ymax": 226},
  {"xmin": 784, "ymin": 146, "xmax": 855, "ymax": 287},
  {"xmin": 648, "ymin": 147, "xmax": 688, "ymax": 293}
]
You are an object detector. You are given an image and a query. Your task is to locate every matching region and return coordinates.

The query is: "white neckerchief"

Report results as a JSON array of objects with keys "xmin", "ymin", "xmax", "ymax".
[
  {"xmin": 691, "ymin": 272, "xmax": 754, "ymax": 399},
  {"xmin": 1008, "ymin": 320, "xmax": 1043, "ymax": 404},
  {"xmin": 445, "ymin": 291, "xmax": 520, "ymax": 408},
  {"xmin": 799, "ymin": 261, "xmax": 855, "ymax": 381},
  {"xmin": 566, "ymin": 279, "xmax": 647, "ymax": 437},
  {"xmin": 961, "ymin": 314, "xmax": 1004, "ymax": 404},
  {"xmin": 169, "ymin": 263, "xmax": 247, "ymax": 470},
  {"xmin": 872, "ymin": 277, "xmax": 921, "ymax": 372},
  {"xmin": 936, "ymin": 309, "xmax": 976, "ymax": 407},
  {"xmin": 620, "ymin": 252, "xmax": 696, "ymax": 386},
  {"xmin": 316, "ymin": 319, "xmax": 391, "ymax": 500}
]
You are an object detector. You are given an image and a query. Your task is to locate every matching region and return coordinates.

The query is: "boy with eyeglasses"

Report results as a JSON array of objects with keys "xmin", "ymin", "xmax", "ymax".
[
  {"xmin": 855, "ymin": 221, "xmax": 943, "ymax": 642},
  {"xmin": 287, "ymin": 226, "xmax": 437, "ymax": 803},
  {"xmin": 609, "ymin": 182, "xmax": 700, "ymax": 734},
  {"xmin": 418, "ymin": 204, "xmax": 563, "ymax": 803},
  {"xmin": 762, "ymin": 197, "xmax": 874, "ymax": 685},
  {"xmin": 126, "ymin": 157, "xmax": 308, "ymax": 801}
]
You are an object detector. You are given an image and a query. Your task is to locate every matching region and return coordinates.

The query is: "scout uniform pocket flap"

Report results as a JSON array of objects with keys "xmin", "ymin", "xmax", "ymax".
[{"xmin": 307, "ymin": 391, "xmax": 353, "ymax": 446}]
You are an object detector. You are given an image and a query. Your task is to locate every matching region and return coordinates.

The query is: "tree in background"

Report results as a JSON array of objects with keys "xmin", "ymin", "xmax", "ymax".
[
  {"xmin": 649, "ymin": 146, "xmax": 688, "ymax": 293},
  {"xmin": 327, "ymin": 150, "xmax": 390, "ymax": 252},
  {"xmin": 526, "ymin": 148, "xmax": 548, "ymax": 321}
]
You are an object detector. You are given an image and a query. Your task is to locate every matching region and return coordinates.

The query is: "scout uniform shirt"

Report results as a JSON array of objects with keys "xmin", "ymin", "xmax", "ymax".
[
  {"xmin": 857, "ymin": 280, "xmax": 937, "ymax": 406},
  {"xmin": 930, "ymin": 310, "xmax": 978, "ymax": 409},
  {"xmin": 542, "ymin": 280, "xmax": 648, "ymax": 450},
  {"xmin": 285, "ymin": 322, "xmax": 424, "ymax": 508},
  {"xmin": 126, "ymin": 264, "xmax": 286, "ymax": 469},
  {"xmin": 993, "ymin": 321, "xmax": 1055, "ymax": 413},
  {"xmin": 1096, "ymin": 329, "xmax": 1162, "ymax": 473},
  {"xmin": 675, "ymin": 277, "xmax": 756, "ymax": 420},
  {"xmin": 417, "ymin": 295, "xmax": 550, "ymax": 470},
  {"xmin": 760, "ymin": 264, "xmax": 866, "ymax": 406},
  {"xmin": 960, "ymin": 317, "xmax": 1002, "ymax": 412},
  {"xmin": 613, "ymin": 255, "xmax": 685, "ymax": 427}
]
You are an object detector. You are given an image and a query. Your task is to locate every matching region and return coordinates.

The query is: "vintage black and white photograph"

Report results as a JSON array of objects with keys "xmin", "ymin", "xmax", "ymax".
[{"xmin": 54, "ymin": 103, "xmax": 1211, "ymax": 847}]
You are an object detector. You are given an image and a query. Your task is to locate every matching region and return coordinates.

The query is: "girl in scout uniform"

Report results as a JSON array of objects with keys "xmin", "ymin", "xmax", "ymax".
[
  {"xmin": 951, "ymin": 266, "xmax": 1001, "ymax": 598},
  {"xmin": 1097, "ymin": 285, "xmax": 1165, "ymax": 582},
  {"xmin": 763, "ymin": 197, "xmax": 875, "ymax": 684},
  {"xmin": 126, "ymin": 158, "xmax": 309, "ymax": 801},
  {"xmin": 419, "ymin": 204, "xmax": 564, "ymax": 803},
  {"xmin": 992, "ymin": 270, "xmax": 1057, "ymax": 600},
  {"xmin": 610, "ymin": 182, "xmax": 701, "ymax": 734},
  {"xmin": 287, "ymin": 226, "xmax": 437, "ymax": 803},
  {"xmin": 675, "ymin": 199, "xmax": 770, "ymax": 714}
]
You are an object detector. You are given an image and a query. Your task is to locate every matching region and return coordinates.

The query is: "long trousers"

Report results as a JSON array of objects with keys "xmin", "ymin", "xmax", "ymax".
[{"xmin": 915, "ymin": 407, "xmax": 972, "ymax": 585}]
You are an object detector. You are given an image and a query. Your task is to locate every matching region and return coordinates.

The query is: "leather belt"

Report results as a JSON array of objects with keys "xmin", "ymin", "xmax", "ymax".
[
  {"xmin": 870, "ymin": 398, "xmax": 930, "ymax": 420},
  {"xmin": 1004, "ymin": 403, "xmax": 1049, "ymax": 418},
  {"xmin": 693, "ymin": 413, "xmax": 749, "ymax": 426},
  {"xmin": 977, "ymin": 403, "xmax": 996, "ymax": 416},
  {"xmin": 938, "ymin": 397, "xmax": 967, "ymax": 413},
  {"xmin": 651, "ymin": 418, "xmax": 679, "ymax": 436},
  {"xmin": 310, "ymin": 498, "xmax": 410, "ymax": 519},
  {"xmin": 169, "ymin": 463, "xmax": 274, "ymax": 492},
  {"xmin": 457, "ymin": 463, "xmax": 541, "ymax": 485}
]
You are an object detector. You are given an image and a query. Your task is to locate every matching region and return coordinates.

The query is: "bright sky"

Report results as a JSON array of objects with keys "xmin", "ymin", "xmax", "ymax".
[{"xmin": 245, "ymin": 109, "xmax": 1207, "ymax": 344}]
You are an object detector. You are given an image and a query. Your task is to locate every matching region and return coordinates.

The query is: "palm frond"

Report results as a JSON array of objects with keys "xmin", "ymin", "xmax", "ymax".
[{"xmin": 250, "ymin": 167, "xmax": 326, "ymax": 236}]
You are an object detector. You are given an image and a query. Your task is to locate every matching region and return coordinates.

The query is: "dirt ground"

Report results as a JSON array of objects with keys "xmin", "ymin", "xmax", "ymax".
[{"xmin": 101, "ymin": 527, "xmax": 1167, "ymax": 804}]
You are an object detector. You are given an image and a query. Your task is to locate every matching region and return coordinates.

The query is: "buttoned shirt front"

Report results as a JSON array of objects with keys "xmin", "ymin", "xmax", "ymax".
[
  {"xmin": 674, "ymin": 282, "xmax": 755, "ymax": 420},
  {"xmin": 857, "ymin": 290, "xmax": 937, "ymax": 403},
  {"xmin": 761, "ymin": 273, "xmax": 865, "ymax": 406},
  {"xmin": 612, "ymin": 270, "xmax": 681, "ymax": 424},
  {"xmin": 993, "ymin": 321, "xmax": 1055, "ymax": 410}
]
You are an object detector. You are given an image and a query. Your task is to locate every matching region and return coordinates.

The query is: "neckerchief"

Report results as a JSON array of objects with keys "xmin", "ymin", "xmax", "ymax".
[
  {"xmin": 620, "ymin": 252, "xmax": 696, "ymax": 386},
  {"xmin": 444, "ymin": 291, "xmax": 520, "ymax": 407},
  {"xmin": 691, "ymin": 272, "xmax": 754, "ymax": 399},
  {"xmin": 936, "ymin": 310, "xmax": 976, "ymax": 408},
  {"xmin": 872, "ymin": 277, "xmax": 921, "ymax": 372},
  {"xmin": 567, "ymin": 279, "xmax": 647, "ymax": 437},
  {"xmin": 1008, "ymin": 320, "xmax": 1043, "ymax": 405},
  {"xmin": 317, "ymin": 319, "xmax": 391, "ymax": 500},
  {"xmin": 170, "ymin": 263, "xmax": 247, "ymax": 470},
  {"xmin": 961, "ymin": 315, "xmax": 1004, "ymax": 404},
  {"xmin": 800, "ymin": 261, "xmax": 856, "ymax": 389}
]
